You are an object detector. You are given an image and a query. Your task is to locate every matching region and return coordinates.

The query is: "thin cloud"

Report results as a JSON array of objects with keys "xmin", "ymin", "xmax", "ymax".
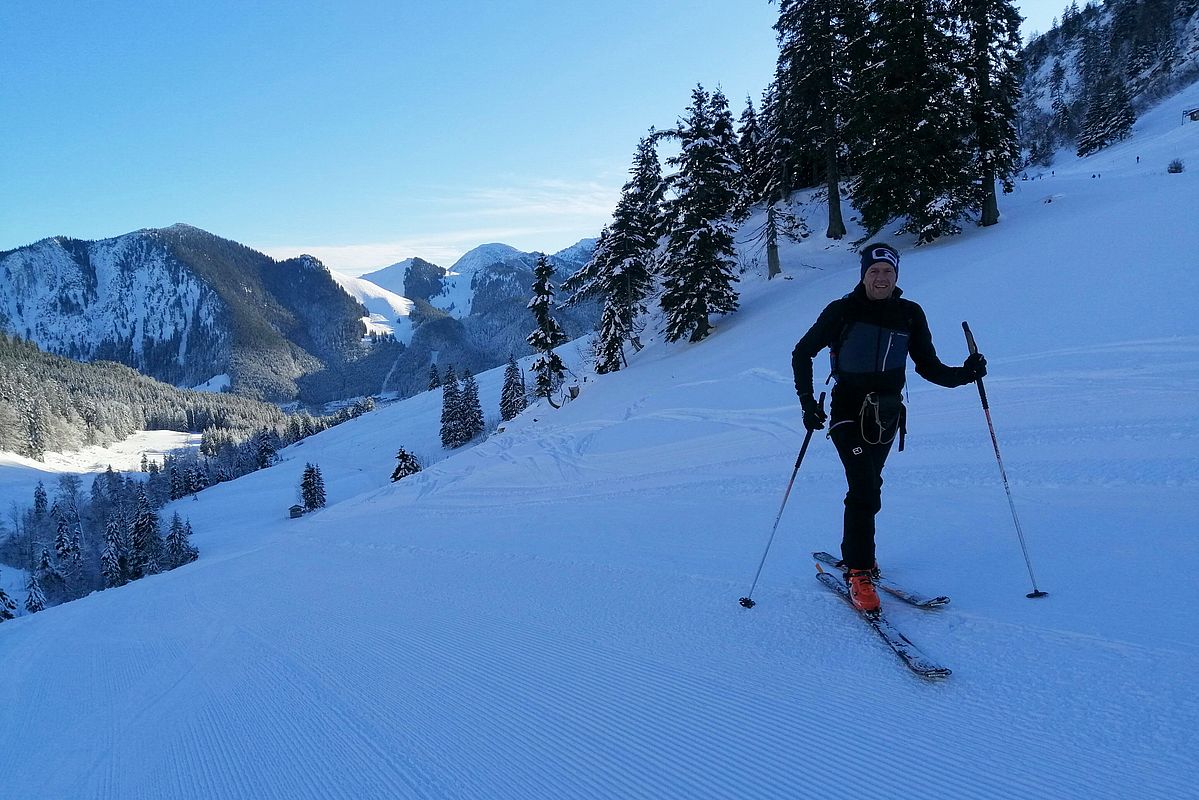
[{"xmin": 261, "ymin": 178, "xmax": 617, "ymax": 276}]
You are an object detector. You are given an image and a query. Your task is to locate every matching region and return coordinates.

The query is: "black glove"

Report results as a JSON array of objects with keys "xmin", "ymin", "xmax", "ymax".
[
  {"xmin": 800, "ymin": 394, "xmax": 827, "ymax": 431},
  {"xmin": 963, "ymin": 352, "xmax": 987, "ymax": 381}
]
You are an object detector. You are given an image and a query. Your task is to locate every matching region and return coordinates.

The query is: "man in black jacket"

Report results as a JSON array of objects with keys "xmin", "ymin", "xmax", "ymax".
[{"xmin": 791, "ymin": 243, "xmax": 986, "ymax": 614}]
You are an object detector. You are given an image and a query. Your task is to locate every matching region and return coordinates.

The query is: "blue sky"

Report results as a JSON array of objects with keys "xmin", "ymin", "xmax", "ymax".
[{"xmin": 1, "ymin": 1, "xmax": 1064, "ymax": 274}]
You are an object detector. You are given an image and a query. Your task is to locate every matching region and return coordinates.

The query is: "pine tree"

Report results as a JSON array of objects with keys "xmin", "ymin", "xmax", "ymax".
[
  {"xmin": 254, "ymin": 428, "xmax": 279, "ymax": 469},
  {"xmin": 164, "ymin": 512, "xmax": 199, "ymax": 569},
  {"xmin": 101, "ymin": 516, "xmax": 128, "ymax": 589},
  {"xmin": 24, "ymin": 572, "xmax": 46, "ymax": 614},
  {"xmin": 850, "ymin": 0, "xmax": 975, "ymax": 242},
  {"xmin": 772, "ymin": 0, "xmax": 867, "ymax": 238},
  {"xmin": 390, "ymin": 448, "xmax": 423, "ymax": 482},
  {"xmin": 660, "ymin": 85, "xmax": 741, "ymax": 343},
  {"xmin": 460, "ymin": 371, "xmax": 485, "ymax": 441},
  {"xmin": 439, "ymin": 365, "xmax": 466, "ymax": 448},
  {"xmin": 0, "ymin": 576, "xmax": 16, "ymax": 621},
  {"xmin": 960, "ymin": 0, "xmax": 1023, "ymax": 227},
  {"xmin": 300, "ymin": 463, "xmax": 327, "ymax": 511},
  {"xmin": 500, "ymin": 355, "xmax": 527, "ymax": 422},
  {"xmin": 735, "ymin": 96, "xmax": 768, "ymax": 216},
  {"xmin": 571, "ymin": 136, "xmax": 667, "ymax": 373},
  {"xmin": 1077, "ymin": 74, "xmax": 1136, "ymax": 157},
  {"xmin": 35, "ymin": 547, "xmax": 65, "ymax": 602},
  {"xmin": 129, "ymin": 487, "xmax": 162, "ymax": 580},
  {"xmin": 527, "ymin": 255, "xmax": 568, "ymax": 402},
  {"xmin": 33, "ymin": 482, "xmax": 48, "ymax": 518},
  {"xmin": 428, "ymin": 364, "xmax": 442, "ymax": 391}
]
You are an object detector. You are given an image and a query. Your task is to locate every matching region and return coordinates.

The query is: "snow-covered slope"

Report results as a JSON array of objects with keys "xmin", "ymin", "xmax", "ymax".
[
  {"xmin": 1, "ymin": 85, "xmax": 1196, "ymax": 798},
  {"xmin": 432, "ymin": 243, "xmax": 525, "ymax": 316},
  {"xmin": 329, "ymin": 269, "xmax": 416, "ymax": 343},
  {"xmin": 0, "ymin": 229, "xmax": 228, "ymax": 383}
]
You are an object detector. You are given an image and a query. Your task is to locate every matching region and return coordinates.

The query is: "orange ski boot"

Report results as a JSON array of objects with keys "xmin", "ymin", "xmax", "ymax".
[{"xmin": 845, "ymin": 568, "xmax": 881, "ymax": 615}]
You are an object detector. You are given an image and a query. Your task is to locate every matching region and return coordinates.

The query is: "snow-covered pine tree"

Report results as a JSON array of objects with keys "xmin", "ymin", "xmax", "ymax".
[
  {"xmin": 735, "ymin": 96, "xmax": 767, "ymax": 217},
  {"xmin": 35, "ymin": 547, "xmax": 65, "ymax": 602},
  {"xmin": 164, "ymin": 512, "xmax": 199, "ymax": 569},
  {"xmin": 772, "ymin": 0, "xmax": 867, "ymax": 239},
  {"xmin": 254, "ymin": 428, "xmax": 279, "ymax": 469},
  {"xmin": 428, "ymin": 364, "xmax": 442, "ymax": 391},
  {"xmin": 311, "ymin": 464, "xmax": 326, "ymax": 509},
  {"xmin": 390, "ymin": 447, "xmax": 423, "ymax": 482},
  {"xmin": 959, "ymin": 0, "xmax": 1023, "ymax": 227},
  {"xmin": 24, "ymin": 572, "xmax": 46, "ymax": 614},
  {"xmin": 1077, "ymin": 73, "xmax": 1137, "ymax": 157},
  {"xmin": 129, "ymin": 487, "xmax": 162, "ymax": 580},
  {"xmin": 33, "ymin": 482, "xmax": 48, "ymax": 518},
  {"xmin": 596, "ymin": 134, "xmax": 665, "ymax": 372},
  {"xmin": 460, "ymin": 370, "xmax": 484, "ymax": 441},
  {"xmin": 53, "ymin": 507, "xmax": 80, "ymax": 569},
  {"xmin": 500, "ymin": 355, "xmax": 527, "ymax": 422},
  {"xmin": 300, "ymin": 463, "xmax": 327, "ymax": 511},
  {"xmin": 100, "ymin": 516, "xmax": 128, "ymax": 589},
  {"xmin": 659, "ymin": 85, "xmax": 741, "ymax": 343},
  {"xmin": 850, "ymin": 0, "xmax": 974, "ymax": 243},
  {"xmin": 527, "ymin": 255, "xmax": 568, "ymax": 401},
  {"xmin": 440, "ymin": 365, "xmax": 467, "ymax": 448},
  {"xmin": 0, "ymin": 577, "xmax": 16, "ymax": 621}
]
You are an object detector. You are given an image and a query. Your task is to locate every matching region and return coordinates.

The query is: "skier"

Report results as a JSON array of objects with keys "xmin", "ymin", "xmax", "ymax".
[{"xmin": 791, "ymin": 243, "xmax": 986, "ymax": 613}]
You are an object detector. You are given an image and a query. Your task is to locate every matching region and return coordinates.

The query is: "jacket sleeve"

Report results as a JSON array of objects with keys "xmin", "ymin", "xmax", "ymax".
[
  {"xmin": 907, "ymin": 302, "xmax": 970, "ymax": 388},
  {"xmin": 792, "ymin": 301, "xmax": 841, "ymax": 398}
]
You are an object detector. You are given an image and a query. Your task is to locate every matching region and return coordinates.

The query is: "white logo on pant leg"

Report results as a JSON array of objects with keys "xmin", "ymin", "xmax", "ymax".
[{"xmin": 852, "ymin": 446, "xmax": 863, "ymax": 455}]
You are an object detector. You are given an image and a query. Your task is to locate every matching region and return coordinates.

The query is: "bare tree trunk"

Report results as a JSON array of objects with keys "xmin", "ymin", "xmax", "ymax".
[
  {"xmin": 825, "ymin": 143, "xmax": 847, "ymax": 240},
  {"xmin": 766, "ymin": 205, "xmax": 782, "ymax": 279},
  {"xmin": 981, "ymin": 168, "xmax": 1000, "ymax": 226}
]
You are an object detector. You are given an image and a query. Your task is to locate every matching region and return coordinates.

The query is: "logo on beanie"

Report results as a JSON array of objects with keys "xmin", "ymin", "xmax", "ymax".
[{"xmin": 859, "ymin": 243, "xmax": 900, "ymax": 279}]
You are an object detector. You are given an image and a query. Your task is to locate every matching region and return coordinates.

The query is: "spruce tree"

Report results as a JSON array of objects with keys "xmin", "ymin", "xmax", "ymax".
[
  {"xmin": 500, "ymin": 355, "xmax": 527, "ymax": 422},
  {"xmin": 24, "ymin": 572, "xmax": 46, "ymax": 614},
  {"xmin": 735, "ymin": 96, "xmax": 768, "ymax": 216},
  {"xmin": 35, "ymin": 547, "xmax": 65, "ymax": 603},
  {"xmin": 0, "ymin": 577, "xmax": 16, "ymax": 621},
  {"xmin": 439, "ymin": 365, "xmax": 466, "ymax": 448},
  {"xmin": 390, "ymin": 448, "xmax": 423, "ymax": 482},
  {"xmin": 129, "ymin": 487, "xmax": 162, "ymax": 580},
  {"xmin": 660, "ymin": 85, "xmax": 741, "ymax": 343},
  {"xmin": 589, "ymin": 135, "xmax": 666, "ymax": 372},
  {"xmin": 772, "ymin": 0, "xmax": 867, "ymax": 238},
  {"xmin": 1077, "ymin": 74, "xmax": 1136, "ymax": 157},
  {"xmin": 960, "ymin": 0, "xmax": 1023, "ymax": 226},
  {"xmin": 428, "ymin": 364, "xmax": 442, "ymax": 391},
  {"xmin": 33, "ymin": 482, "xmax": 48, "ymax": 517},
  {"xmin": 164, "ymin": 512, "xmax": 199, "ymax": 569},
  {"xmin": 850, "ymin": 0, "xmax": 975, "ymax": 243},
  {"xmin": 527, "ymin": 255, "xmax": 568, "ymax": 402},
  {"xmin": 460, "ymin": 371, "xmax": 484, "ymax": 441},
  {"xmin": 300, "ymin": 463, "xmax": 327, "ymax": 511},
  {"xmin": 101, "ymin": 516, "xmax": 128, "ymax": 589}
]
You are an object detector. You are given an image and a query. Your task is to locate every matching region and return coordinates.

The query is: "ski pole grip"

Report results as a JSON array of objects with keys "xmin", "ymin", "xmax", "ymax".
[
  {"xmin": 962, "ymin": 322, "xmax": 989, "ymax": 409},
  {"xmin": 963, "ymin": 321, "xmax": 979, "ymax": 355}
]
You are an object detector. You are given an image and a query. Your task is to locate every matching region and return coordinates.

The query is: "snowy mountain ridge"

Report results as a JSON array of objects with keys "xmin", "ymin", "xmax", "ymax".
[{"xmin": 0, "ymin": 229, "xmax": 229, "ymax": 386}]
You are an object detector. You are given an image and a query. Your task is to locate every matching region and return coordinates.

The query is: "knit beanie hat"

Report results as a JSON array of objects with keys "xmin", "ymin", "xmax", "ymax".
[{"xmin": 860, "ymin": 243, "xmax": 900, "ymax": 279}]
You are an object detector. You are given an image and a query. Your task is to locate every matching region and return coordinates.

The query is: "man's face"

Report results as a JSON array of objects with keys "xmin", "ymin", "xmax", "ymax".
[{"xmin": 862, "ymin": 262, "xmax": 896, "ymax": 300}]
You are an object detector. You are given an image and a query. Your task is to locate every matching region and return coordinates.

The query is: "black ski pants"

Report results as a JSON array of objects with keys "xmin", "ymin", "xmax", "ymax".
[{"xmin": 830, "ymin": 420, "xmax": 896, "ymax": 571}]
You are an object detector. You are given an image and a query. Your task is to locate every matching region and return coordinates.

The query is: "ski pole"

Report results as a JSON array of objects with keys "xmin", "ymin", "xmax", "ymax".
[
  {"xmin": 740, "ymin": 392, "xmax": 825, "ymax": 609},
  {"xmin": 963, "ymin": 322, "xmax": 1048, "ymax": 599}
]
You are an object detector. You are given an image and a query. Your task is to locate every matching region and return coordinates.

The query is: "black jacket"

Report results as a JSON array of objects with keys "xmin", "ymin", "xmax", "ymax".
[{"xmin": 792, "ymin": 284, "xmax": 970, "ymax": 422}]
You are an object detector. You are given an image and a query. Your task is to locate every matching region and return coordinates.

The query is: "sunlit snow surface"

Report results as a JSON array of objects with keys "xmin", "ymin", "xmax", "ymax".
[{"xmin": 0, "ymin": 82, "xmax": 1196, "ymax": 798}]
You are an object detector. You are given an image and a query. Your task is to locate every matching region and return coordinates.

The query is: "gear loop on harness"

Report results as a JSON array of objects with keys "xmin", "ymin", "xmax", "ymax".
[{"xmin": 857, "ymin": 391, "xmax": 907, "ymax": 451}]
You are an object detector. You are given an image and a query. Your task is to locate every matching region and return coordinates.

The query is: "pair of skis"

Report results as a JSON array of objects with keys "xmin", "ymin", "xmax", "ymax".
[{"xmin": 811, "ymin": 551, "xmax": 952, "ymax": 679}]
